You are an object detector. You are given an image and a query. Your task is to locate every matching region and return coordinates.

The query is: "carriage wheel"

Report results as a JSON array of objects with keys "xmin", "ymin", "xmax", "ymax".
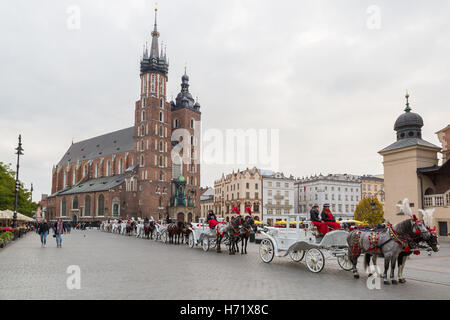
[
  {"xmin": 289, "ymin": 249, "xmax": 305, "ymax": 262},
  {"xmin": 161, "ymin": 231, "xmax": 168, "ymax": 244},
  {"xmin": 305, "ymin": 248, "xmax": 325, "ymax": 273},
  {"xmin": 259, "ymin": 239, "xmax": 274, "ymax": 263},
  {"xmin": 337, "ymin": 253, "xmax": 353, "ymax": 271},
  {"xmin": 202, "ymin": 237, "xmax": 210, "ymax": 252},
  {"xmin": 188, "ymin": 233, "xmax": 195, "ymax": 248}
]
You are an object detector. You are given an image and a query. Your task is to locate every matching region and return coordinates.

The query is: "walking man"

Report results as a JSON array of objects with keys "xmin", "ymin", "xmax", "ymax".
[
  {"xmin": 53, "ymin": 218, "xmax": 66, "ymax": 248},
  {"xmin": 38, "ymin": 219, "xmax": 50, "ymax": 247}
]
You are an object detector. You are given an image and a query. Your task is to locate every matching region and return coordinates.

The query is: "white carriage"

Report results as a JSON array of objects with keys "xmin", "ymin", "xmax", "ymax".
[
  {"xmin": 259, "ymin": 215, "xmax": 352, "ymax": 273},
  {"xmin": 187, "ymin": 219, "xmax": 227, "ymax": 251}
]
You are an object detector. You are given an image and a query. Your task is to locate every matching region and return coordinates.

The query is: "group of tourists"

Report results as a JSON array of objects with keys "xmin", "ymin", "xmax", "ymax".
[
  {"xmin": 36, "ymin": 218, "xmax": 68, "ymax": 248},
  {"xmin": 310, "ymin": 204, "xmax": 341, "ymax": 235}
]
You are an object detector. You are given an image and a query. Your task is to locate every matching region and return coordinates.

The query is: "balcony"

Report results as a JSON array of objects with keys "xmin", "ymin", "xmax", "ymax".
[{"xmin": 424, "ymin": 191, "xmax": 450, "ymax": 208}]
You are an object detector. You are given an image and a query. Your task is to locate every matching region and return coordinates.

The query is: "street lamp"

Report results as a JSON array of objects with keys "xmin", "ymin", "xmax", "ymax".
[{"xmin": 13, "ymin": 134, "xmax": 24, "ymax": 230}]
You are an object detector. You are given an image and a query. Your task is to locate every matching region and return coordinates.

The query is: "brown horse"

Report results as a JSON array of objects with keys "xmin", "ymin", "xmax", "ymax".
[{"xmin": 167, "ymin": 221, "xmax": 185, "ymax": 244}]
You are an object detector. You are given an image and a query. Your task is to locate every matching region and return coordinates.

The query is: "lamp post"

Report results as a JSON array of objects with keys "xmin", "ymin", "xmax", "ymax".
[{"xmin": 13, "ymin": 134, "xmax": 24, "ymax": 230}]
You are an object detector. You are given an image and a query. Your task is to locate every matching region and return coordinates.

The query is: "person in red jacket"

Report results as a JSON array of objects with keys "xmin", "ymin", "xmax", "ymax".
[
  {"xmin": 310, "ymin": 204, "xmax": 329, "ymax": 235},
  {"xmin": 321, "ymin": 204, "xmax": 341, "ymax": 230}
]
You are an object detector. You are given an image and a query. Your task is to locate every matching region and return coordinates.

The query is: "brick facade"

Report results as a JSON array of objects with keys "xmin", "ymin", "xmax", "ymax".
[{"xmin": 47, "ymin": 12, "xmax": 201, "ymax": 222}]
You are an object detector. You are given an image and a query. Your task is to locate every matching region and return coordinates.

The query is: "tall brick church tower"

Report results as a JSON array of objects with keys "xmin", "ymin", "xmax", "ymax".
[
  {"xmin": 134, "ymin": 8, "xmax": 201, "ymax": 220},
  {"xmin": 47, "ymin": 8, "xmax": 201, "ymax": 223}
]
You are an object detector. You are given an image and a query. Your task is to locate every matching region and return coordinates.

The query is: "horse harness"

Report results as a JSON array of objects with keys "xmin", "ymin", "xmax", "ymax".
[{"xmin": 352, "ymin": 224, "xmax": 419, "ymax": 255}]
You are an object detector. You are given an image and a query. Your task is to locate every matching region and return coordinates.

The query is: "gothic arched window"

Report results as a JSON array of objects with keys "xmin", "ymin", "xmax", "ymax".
[
  {"xmin": 85, "ymin": 195, "xmax": 91, "ymax": 216},
  {"xmin": 72, "ymin": 196, "xmax": 78, "ymax": 209},
  {"xmin": 61, "ymin": 197, "xmax": 67, "ymax": 217},
  {"xmin": 98, "ymin": 194, "xmax": 105, "ymax": 216}
]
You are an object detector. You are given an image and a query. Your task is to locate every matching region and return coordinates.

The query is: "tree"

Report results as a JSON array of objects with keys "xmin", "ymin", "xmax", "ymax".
[
  {"xmin": 354, "ymin": 196, "xmax": 384, "ymax": 226},
  {"xmin": 0, "ymin": 162, "xmax": 38, "ymax": 217}
]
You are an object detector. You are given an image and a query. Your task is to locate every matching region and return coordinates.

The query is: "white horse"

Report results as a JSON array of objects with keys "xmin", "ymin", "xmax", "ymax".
[
  {"xmin": 120, "ymin": 221, "xmax": 128, "ymax": 235},
  {"xmin": 111, "ymin": 220, "xmax": 120, "ymax": 233},
  {"xmin": 136, "ymin": 219, "xmax": 145, "ymax": 238}
]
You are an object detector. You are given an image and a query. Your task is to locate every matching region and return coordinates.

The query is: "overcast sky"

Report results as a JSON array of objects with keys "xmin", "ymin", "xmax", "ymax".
[{"xmin": 1, "ymin": 0, "xmax": 449, "ymax": 201}]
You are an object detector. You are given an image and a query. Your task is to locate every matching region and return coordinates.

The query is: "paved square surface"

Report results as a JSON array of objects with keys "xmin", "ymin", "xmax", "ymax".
[{"xmin": 1, "ymin": 230, "xmax": 449, "ymax": 299}]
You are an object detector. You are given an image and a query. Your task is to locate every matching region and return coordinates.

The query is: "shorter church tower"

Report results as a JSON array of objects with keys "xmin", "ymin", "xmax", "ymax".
[{"xmin": 379, "ymin": 93, "xmax": 441, "ymax": 223}]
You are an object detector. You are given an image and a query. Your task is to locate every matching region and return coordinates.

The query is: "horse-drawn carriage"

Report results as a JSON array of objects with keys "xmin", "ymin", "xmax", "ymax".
[
  {"xmin": 187, "ymin": 219, "xmax": 231, "ymax": 251},
  {"xmin": 258, "ymin": 214, "xmax": 352, "ymax": 273}
]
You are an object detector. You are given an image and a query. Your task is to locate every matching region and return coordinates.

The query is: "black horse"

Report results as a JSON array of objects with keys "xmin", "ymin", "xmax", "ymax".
[
  {"xmin": 227, "ymin": 216, "xmax": 244, "ymax": 255},
  {"xmin": 144, "ymin": 220, "xmax": 156, "ymax": 239},
  {"xmin": 238, "ymin": 216, "xmax": 257, "ymax": 254}
]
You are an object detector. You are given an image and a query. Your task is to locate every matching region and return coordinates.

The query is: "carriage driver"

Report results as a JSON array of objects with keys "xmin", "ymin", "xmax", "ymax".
[
  {"xmin": 206, "ymin": 210, "xmax": 219, "ymax": 229},
  {"xmin": 321, "ymin": 204, "xmax": 341, "ymax": 230},
  {"xmin": 310, "ymin": 204, "xmax": 329, "ymax": 235}
]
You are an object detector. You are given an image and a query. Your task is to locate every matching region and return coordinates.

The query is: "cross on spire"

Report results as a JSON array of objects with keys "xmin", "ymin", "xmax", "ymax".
[{"xmin": 405, "ymin": 91, "xmax": 411, "ymax": 112}]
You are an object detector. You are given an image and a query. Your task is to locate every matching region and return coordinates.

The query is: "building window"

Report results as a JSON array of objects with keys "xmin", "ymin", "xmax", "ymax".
[
  {"xmin": 118, "ymin": 158, "xmax": 123, "ymax": 174},
  {"xmin": 97, "ymin": 195, "xmax": 105, "ymax": 216},
  {"xmin": 72, "ymin": 196, "xmax": 78, "ymax": 209},
  {"xmin": 113, "ymin": 203, "xmax": 119, "ymax": 216},
  {"xmin": 106, "ymin": 161, "xmax": 111, "ymax": 176},
  {"xmin": 61, "ymin": 197, "xmax": 66, "ymax": 217},
  {"xmin": 151, "ymin": 74, "xmax": 155, "ymax": 93},
  {"xmin": 159, "ymin": 111, "xmax": 163, "ymax": 122},
  {"xmin": 190, "ymin": 119, "xmax": 194, "ymax": 129},
  {"xmin": 85, "ymin": 195, "xmax": 91, "ymax": 216}
]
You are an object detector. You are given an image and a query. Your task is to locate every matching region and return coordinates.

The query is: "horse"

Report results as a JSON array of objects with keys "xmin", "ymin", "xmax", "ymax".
[
  {"xmin": 226, "ymin": 216, "xmax": 244, "ymax": 255},
  {"xmin": 238, "ymin": 215, "xmax": 257, "ymax": 254},
  {"xmin": 167, "ymin": 221, "xmax": 185, "ymax": 244},
  {"xmin": 215, "ymin": 222, "xmax": 230, "ymax": 253},
  {"xmin": 368, "ymin": 209, "xmax": 440, "ymax": 284},
  {"xmin": 181, "ymin": 222, "xmax": 192, "ymax": 244},
  {"xmin": 120, "ymin": 221, "xmax": 127, "ymax": 235},
  {"xmin": 147, "ymin": 220, "xmax": 157, "ymax": 239},
  {"xmin": 347, "ymin": 218, "xmax": 430, "ymax": 284},
  {"xmin": 135, "ymin": 220, "xmax": 144, "ymax": 238}
]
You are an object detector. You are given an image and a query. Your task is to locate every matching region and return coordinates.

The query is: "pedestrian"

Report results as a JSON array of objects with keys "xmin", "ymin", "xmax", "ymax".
[
  {"xmin": 53, "ymin": 218, "xmax": 67, "ymax": 248},
  {"xmin": 38, "ymin": 219, "xmax": 50, "ymax": 247}
]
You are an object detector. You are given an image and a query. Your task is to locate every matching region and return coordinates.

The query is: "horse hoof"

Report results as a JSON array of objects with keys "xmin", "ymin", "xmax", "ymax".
[
  {"xmin": 391, "ymin": 280, "xmax": 398, "ymax": 285},
  {"xmin": 383, "ymin": 280, "xmax": 390, "ymax": 285},
  {"xmin": 353, "ymin": 274, "xmax": 360, "ymax": 279},
  {"xmin": 399, "ymin": 279, "xmax": 406, "ymax": 284}
]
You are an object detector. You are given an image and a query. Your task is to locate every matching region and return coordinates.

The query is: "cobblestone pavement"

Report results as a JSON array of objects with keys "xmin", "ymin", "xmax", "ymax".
[{"xmin": 1, "ymin": 230, "xmax": 449, "ymax": 300}]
